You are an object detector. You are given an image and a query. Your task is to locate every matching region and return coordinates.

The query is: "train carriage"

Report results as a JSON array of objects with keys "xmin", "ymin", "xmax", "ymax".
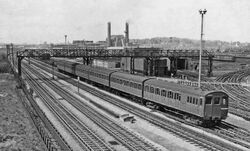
[
  {"xmin": 110, "ymin": 72, "xmax": 149, "ymax": 98},
  {"xmin": 143, "ymin": 78, "xmax": 228, "ymax": 124},
  {"xmin": 75, "ymin": 64, "xmax": 91, "ymax": 80},
  {"xmin": 89, "ymin": 66, "xmax": 116, "ymax": 87},
  {"xmin": 55, "ymin": 60, "xmax": 66, "ymax": 72},
  {"xmin": 143, "ymin": 79, "xmax": 204, "ymax": 117},
  {"xmin": 55, "ymin": 60, "xmax": 78, "ymax": 75}
]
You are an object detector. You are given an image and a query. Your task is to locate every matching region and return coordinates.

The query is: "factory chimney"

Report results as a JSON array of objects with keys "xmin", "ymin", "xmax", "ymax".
[
  {"xmin": 125, "ymin": 22, "xmax": 129, "ymax": 46},
  {"xmin": 107, "ymin": 22, "xmax": 111, "ymax": 47}
]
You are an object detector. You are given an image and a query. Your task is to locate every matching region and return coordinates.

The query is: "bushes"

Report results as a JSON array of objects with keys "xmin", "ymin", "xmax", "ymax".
[
  {"xmin": 0, "ymin": 52, "xmax": 12, "ymax": 73},
  {"xmin": 0, "ymin": 52, "xmax": 7, "ymax": 60},
  {"xmin": 0, "ymin": 61, "xmax": 11, "ymax": 73}
]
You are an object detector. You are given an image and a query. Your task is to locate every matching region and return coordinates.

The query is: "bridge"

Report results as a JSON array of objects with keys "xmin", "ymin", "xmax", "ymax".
[
  {"xmin": 17, "ymin": 47, "xmax": 214, "ymax": 58},
  {"xmin": 8, "ymin": 45, "xmax": 216, "ymax": 77}
]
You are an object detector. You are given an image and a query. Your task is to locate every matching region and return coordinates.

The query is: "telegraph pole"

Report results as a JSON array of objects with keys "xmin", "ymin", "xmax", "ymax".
[{"xmin": 198, "ymin": 9, "xmax": 207, "ymax": 88}]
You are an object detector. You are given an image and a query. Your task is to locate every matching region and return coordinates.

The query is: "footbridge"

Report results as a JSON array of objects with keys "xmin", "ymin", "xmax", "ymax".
[{"xmin": 9, "ymin": 45, "xmax": 215, "ymax": 77}]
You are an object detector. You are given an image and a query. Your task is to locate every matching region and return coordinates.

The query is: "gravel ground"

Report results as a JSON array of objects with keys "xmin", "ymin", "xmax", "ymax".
[{"xmin": 0, "ymin": 74, "xmax": 47, "ymax": 151}]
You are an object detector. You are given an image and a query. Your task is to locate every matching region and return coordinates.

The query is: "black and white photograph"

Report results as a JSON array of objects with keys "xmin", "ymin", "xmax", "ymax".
[{"xmin": 0, "ymin": 0, "xmax": 250, "ymax": 150}]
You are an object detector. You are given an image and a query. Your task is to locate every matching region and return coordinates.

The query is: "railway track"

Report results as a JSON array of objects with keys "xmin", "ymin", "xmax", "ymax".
[
  {"xmin": 22, "ymin": 64, "xmax": 114, "ymax": 151},
  {"xmin": 216, "ymin": 69, "xmax": 250, "ymax": 121},
  {"xmin": 27, "ymin": 58, "xmax": 250, "ymax": 151},
  {"xmin": 23, "ymin": 61, "xmax": 159, "ymax": 151}
]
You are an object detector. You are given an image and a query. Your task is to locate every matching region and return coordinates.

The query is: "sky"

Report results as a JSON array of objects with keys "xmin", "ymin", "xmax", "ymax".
[{"xmin": 0, "ymin": 0, "xmax": 249, "ymax": 44}]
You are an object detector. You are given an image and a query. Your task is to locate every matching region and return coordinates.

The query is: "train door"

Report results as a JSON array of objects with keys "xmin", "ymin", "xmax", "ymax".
[
  {"xmin": 221, "ymin": 95, "xmax": 229, "ymax": 119},
  {"xmin": 212, "ymin": 96, "xmax": 221, "ymax": 118},
  {"xmin": 204, "ymin": 95, "xmax": 213, "ymax": 118}
]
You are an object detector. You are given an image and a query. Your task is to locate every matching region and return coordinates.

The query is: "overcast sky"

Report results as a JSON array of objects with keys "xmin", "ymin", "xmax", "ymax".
[{"xmin": 0, "ymin": 0, "xmax": 249, "ymax": 44}]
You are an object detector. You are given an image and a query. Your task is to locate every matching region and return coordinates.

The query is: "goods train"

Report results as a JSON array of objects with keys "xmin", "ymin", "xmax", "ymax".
[{"xmin": 55, "ymin": 60, "xmax": 228, "ymax": 126}]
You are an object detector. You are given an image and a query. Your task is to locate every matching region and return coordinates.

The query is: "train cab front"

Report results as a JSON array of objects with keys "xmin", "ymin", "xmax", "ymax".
[{"xmin": 204, "ymin": 92, "xmax": 229, "ymax": 125}]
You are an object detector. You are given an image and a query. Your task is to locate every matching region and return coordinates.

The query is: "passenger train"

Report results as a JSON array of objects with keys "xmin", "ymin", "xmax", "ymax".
[{"xmin": 55, "ymin": 60, "xmax": 229, "ymax": 126}]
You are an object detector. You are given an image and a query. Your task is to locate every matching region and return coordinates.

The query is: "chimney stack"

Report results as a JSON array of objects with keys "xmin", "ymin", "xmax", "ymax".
[
  {"xmin": 125, "ymin": 22, "xmax": 129, "ymax": 46},
  {"xmin": 64, "ymin": 35, "xmax": 67, "ymax": 45},
  {"xmin": 107, "ymin": 22, "xmax": 111, "ymax": 47}
]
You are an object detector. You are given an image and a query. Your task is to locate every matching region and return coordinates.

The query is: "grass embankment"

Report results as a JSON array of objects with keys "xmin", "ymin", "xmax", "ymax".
[{"xmin": 0, "ymin": 50, "xmax": 12, "ymax": 73}]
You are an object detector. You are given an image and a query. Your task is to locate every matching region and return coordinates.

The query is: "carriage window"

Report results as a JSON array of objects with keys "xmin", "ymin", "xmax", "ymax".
[
  {"xmin": 200, "ymin": 98, "xmax": 203, "ymax": 105},
  {"xmin": 161, "ymin": 90, "xmax": 166, "ymax": 97},
  {"xmin": 178, "ymin": 95, "xmax": 181, "ymax": 101},
  {"xmin": 214, "ymin": 97, "xmax": 220, "ymax": 105},
  {"xmin": 195, "ymin": 98, "xmax": 198, "ymax": 105},
  {"xmin": 168, "ymin": 91, "xmax": 173, "ymax": 98},
  {"xmin": 134, "ymin": 83, "xmax": 138, "ymax": 89},
  {"xmin": 155, "ymin": 88, "xmax": 160, "ymax": 95},
  {"xmin": 187, "ymin": 96, "xmax": 190, "ymax": 103},
  {"xmin": 193, "ymin": 98, "xmax": 195, "ymax": 104},
  {"xmin": 205, "ymin": 96, "xmax": 212, "ymax": 104},
  {"xmin": 138, "ymin": 84, "xmax": 142, "ymax": 90},
  {"xmin": 145, "ymin": 85, "xmax": 149, "ymax": 92},
  {"xmin": 150, "ymin": 87, "xmax": 154, "ymax": 93},
  {"xmin": 168, "ymin": 91, "xmax": 171, "ymax": 98},
  {"xmin": 174, "ymin": 93, "xmax": 177, "ymax": 99},
  {"xmin": 130, "ymin": 82, "xmax": 133, "ymax": 87}
]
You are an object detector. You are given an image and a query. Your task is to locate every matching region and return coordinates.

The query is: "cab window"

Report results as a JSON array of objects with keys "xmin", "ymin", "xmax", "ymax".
[
  {"xmin": 205, "ymin": 96, "xmax": 212, "ymax": 104},
  {"xmin": 214, "ymin": 97, "xmax": 220, "ymax": 105}
]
